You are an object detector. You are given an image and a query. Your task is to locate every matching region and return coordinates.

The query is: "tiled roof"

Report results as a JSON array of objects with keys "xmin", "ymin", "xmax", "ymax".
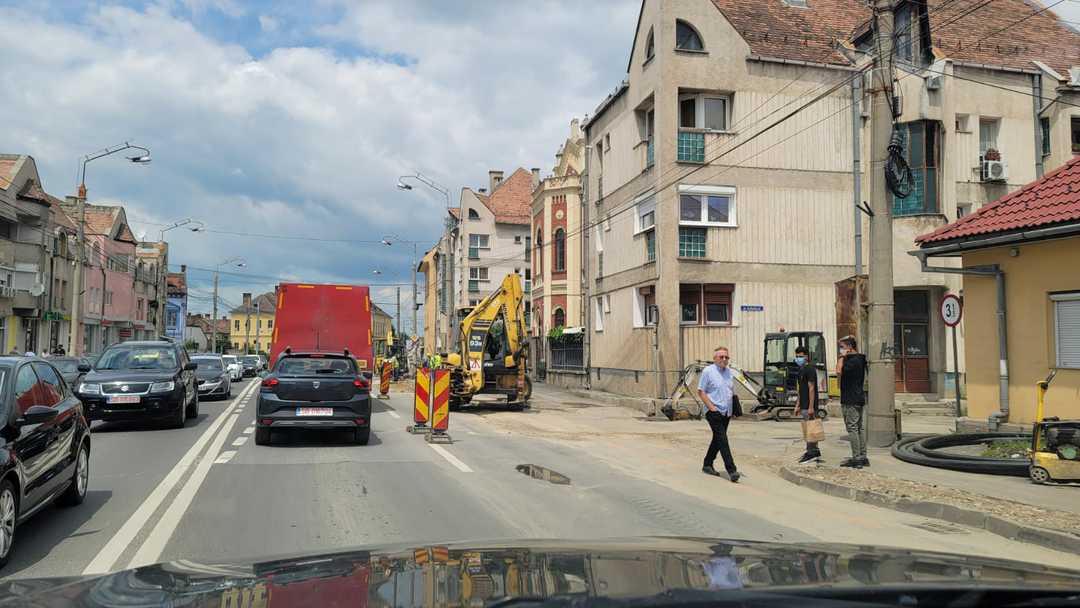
[
  {"xmin": 166, "ymin": 272, "xmax": 187, "ymax": 293},
  {"xmin": 917, "ymin": 156, "xmax": 1080, "ymax": 245},
  {"xmin": 230, "ymin": 292, "xmax": 277, "ymax": 314},
  {"xmin": 447, "ymin": 207, "xmax": 460, "ymax": 219},
  {"xmin": 709, "ymin": 0, "xmax": 1080, "ymax": 74},
  {"xmin": 16, "ymin": 179, "xmax": 50, "ymax": 205},
  {"xmin": 116, "ymin": 223, "xmax": 137, "ymax": 244},
  {"xmin": 482, "ymin": 168, "xmax": 532, "ymax": 225},
  {"xmin": 52, "ymin": 207, "xmax": 78, "ymax": 232},
  {"xmin": 0, "ymin": 159, "xmax": 17, "ymax": 186}
]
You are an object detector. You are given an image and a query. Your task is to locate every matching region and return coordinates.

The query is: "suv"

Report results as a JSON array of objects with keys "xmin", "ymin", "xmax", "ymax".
[
  {"xmin": 255, "ymin": 350, "xmax": 371, "ymax": 445},
  {"xmin": 241, "ymin": 355, "xmax": 261, "ymax": 377},
  {"xmin": 75, "ymin": 340, "xmax": 199, "ymax": 428}
]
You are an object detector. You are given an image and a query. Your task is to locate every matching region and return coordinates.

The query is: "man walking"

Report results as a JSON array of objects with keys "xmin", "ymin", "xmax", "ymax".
[
  {"xmin": 698, "ymin": 346, "xmax": 740, "ymax": 482},
  {"xmin": 837, "ymin": 336, "xmax": 869, "ymax": 468},
  {"xmin": 795, "ymin": 345, "xmax": 822, "ymax": 464}
]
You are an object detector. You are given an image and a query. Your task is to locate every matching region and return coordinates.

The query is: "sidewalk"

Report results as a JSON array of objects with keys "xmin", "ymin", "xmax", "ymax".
[{"xmin": 497, "ymin": 382, "xmax": 1080, "ymax": 550}]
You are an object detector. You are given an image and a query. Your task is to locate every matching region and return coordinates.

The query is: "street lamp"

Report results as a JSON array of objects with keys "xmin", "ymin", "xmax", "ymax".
[
  {"xmin": 210, "ymin": 256, "xmax": 246, "ymax": 353},
  {"xmin": 397, "ymin": 173, "xmax": 450, "ymax": 207},
  {"xmin": 159, "ymin": 218, "xmax": 205, "ymax": 242},
  {"xmin": 380, "ymin": 234, "xmax": 420, "ymax": 342},
  {"xmin": 68, "ymin": 141, "xmax": 152, "ymax": 356}
]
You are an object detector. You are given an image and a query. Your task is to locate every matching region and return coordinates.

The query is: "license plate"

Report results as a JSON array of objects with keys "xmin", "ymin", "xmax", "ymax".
[
  {"xmin": 108, "ymin": 395, "xmax": 141, "ymax": 404},
  {"xmin": 296, "ymin": 407, "xmax": 333, "ymax": 416}
]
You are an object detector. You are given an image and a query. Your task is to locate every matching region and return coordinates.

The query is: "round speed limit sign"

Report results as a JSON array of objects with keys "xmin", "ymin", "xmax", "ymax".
[{"xmin": 940, "ymin": 293, "xmax": 962, "ymax": 327}]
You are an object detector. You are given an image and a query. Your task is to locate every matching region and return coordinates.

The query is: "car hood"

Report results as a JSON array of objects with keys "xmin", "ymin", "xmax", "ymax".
[
  {"xmin": 2, "ymin": 537, "xmax": 1079, "ymax": 606},
  {"xmin": 82, "ymin": 369, "xmax": 178, "ymax": 384},
  {"xmin": 195, "ymin": 368, "xmax": 225, "ymax": 381}
]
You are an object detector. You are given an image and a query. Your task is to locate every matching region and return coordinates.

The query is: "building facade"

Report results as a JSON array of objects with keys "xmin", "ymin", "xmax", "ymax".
[
  {"xmin": 166, "ymin": 269, "xmax": 188, "ymax": 342},
  {"xmin": 136, "ymin": 241, "xmax": 168, "ymax": 338},
  {"xmin": 582, "ymin": 0, "xmax": 1080, "ymax": 399},
  {"xmin": 372, "ymin": 303, "xmax": 394, "ymax": 360},
  {"xmin": 229, "ymin": 292, "xmax": 275, "ymax": 354},
  {"xmin": 418, "ymin": 247, "xmax": 439, "ymax": 355}
]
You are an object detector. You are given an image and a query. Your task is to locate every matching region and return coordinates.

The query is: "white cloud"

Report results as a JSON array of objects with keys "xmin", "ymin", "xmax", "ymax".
[
  {"xmin": 258, "ymin": 14, "xmax": 280, "ymax": 32},
  {"xmin": 0, "ymin": 2, "xmax": 637, "ymax": 322}
]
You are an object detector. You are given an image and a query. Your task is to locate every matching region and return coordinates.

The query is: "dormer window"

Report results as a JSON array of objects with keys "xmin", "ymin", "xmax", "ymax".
[{"xmin": 675, "ymin": 20, "xmax": 703, "ymax": 52}]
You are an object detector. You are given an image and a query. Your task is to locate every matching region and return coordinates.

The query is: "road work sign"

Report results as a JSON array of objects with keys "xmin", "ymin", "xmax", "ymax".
[{"xmin": 410, "ymin": 368, "xmax": 431, "ymax": 433}]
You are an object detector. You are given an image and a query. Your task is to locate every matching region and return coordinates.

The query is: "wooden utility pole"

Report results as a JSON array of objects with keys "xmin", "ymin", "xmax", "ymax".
[{"xmin": 867, "ymin": 0, "xmax": 898, "ymax": 446}]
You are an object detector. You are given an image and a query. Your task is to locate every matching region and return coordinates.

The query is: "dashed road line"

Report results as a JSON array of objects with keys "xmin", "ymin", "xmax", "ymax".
[
  {"xmin": 428, "ymin": 444, "xmax": 473, "ymax": 473},
  {"xmin": 243, "ymin": 426, "xmax": 254, "ymax": 434},
  {"xmin": 214, "ymin": 450, "xmax": 238, "ymax": 464},
  {"xmin": 232, "ymin": 436, "xmax": 248, "ymax": 447},
  {"xmin": 386, "ymin": 410, "xmax": 401, "ymax": 419}
]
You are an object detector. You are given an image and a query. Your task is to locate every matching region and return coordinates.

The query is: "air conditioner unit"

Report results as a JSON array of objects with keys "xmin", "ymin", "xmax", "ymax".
[
  {"xmin": 981, "ymin": 159, "xmax": 1008, "ymax": 182},
  {"xmin": 925, "ymin": 74, "xmax": 943, "ymax": 91}
]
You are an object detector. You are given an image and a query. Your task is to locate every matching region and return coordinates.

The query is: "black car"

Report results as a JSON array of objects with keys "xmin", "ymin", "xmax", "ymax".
[
  {"xmin": 0, "ymin": 356, "xmax": 91, "ymax": 568},
  {"xmin": 191, "ymin": 354, "xmax": 232, "ymax": 400},
  {"xmin": 255, "ymin": 350, "xmax": 371, "ymax": 445},
  {"xmin": 75, "ymin": 341, "xmax": 199, "ymax": 428},
  {"xmin": 241, "ymin": 355, "xmax": 261, "ymax": 378},
  {"xmin": 48, "ymin": 357, "xmax": 92, "ymax": 388}
]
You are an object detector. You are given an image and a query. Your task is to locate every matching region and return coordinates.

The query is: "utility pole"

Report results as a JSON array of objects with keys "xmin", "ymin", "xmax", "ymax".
[
  {"xmin": 412, "ymin": 242, "xmax": 418, "ymax": 339},
  {"xmin": 396, "ymin": 286, "xmax": 402, "ymax": 338},
  {"xmin": 867, "ymin": 0, "xmax": 897, "ymax": 447},
  {"xmin": 255, "ymin": 298, "xmax": 260, "ymax": 353},
  {"xmin": 69, "ymin": 187, "xmax": 87, "ymax": 355},
  {"xmin": 245, "ymin": 295, "xmax": 252, "ymax": 355},
  {"xmin": 211, "ymin": 272, "xmax": 220, "ymax": 353}
]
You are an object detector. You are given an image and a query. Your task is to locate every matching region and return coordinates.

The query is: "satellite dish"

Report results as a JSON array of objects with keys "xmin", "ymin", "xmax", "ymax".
[{"xmin": 30, "ymin": 283, "xmax": 45, "ymax": 297}]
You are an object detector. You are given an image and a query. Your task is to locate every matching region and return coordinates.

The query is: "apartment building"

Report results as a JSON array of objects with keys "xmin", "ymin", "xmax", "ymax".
[
  {"xmin": 583, "ymin": 0, "xmax": 1080, "ymax": 399},
  {"xmin": 229, "ymin": 292, "xmax": 276, "ymax": 354}
]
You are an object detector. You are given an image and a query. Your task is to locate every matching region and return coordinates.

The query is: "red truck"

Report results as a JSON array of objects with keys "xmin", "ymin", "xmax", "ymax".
[{"xmin": 269, "ymin": 283, "xmax": 373, "ymax": 372}]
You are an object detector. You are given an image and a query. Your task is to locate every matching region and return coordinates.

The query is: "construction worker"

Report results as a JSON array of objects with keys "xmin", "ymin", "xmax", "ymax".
[{"xmin": 432, "ymin": 352, "xmax": 442, "ymax": 369}]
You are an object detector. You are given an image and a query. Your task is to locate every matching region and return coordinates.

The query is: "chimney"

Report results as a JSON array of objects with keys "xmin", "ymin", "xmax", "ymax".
[
  {"xmin": 478, "ymin": 188, "xmax": 487, "ymax": 194},
  {"xmin": 242, "ymin": 293, "xmax": 252, "ymax": 309},
  {"xmin": 489, "ymin": 170, "xmax": 504, "ymax": 193},
  {"xmin": 180, "ymin": 264, "xmax": 186, "ymax": 273},
  {"xmin": 531, "ymin": 167, "xmax": 541, "ymax": 187}
]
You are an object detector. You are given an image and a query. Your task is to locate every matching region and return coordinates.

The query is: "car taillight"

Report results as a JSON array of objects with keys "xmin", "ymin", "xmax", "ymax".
[
  {"xmin": 261, "ymin": 378, "xmax": 279, "ymax": 389},
  {"xmin": 353, "ymin": 378, "xmax": 369, "ymax": 389}
]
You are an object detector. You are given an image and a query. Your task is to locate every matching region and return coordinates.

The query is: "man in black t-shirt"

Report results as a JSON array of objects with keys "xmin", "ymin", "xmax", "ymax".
[
  {"xmin": 838, "ymin": 336, "xmax": 869, "ymax": 468},
  {"xmin": 795, "ymin": 346, "xmax": 821, "ymax": 463}
]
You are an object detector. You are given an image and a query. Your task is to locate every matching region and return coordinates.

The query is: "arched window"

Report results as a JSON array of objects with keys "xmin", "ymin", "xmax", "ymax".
[
  {"xmin": 553, "ymin": 229, "xmax": 566, "ymax": 272},
  {"xmin": 468, "ymin": 208, "xmax": 480, "ymax": 220},
  {"xmin": 644, "ymin": 28, "xmax": 655, "ymax": 61},
  {"xmin": 553, "ymin": 308, "xmax": 565, "ymax": 328},
  {"xmin": 536, "ymin": 228, "xmax": 544, "ymax": 275},
  {"xmin": 675, "ymin": 20, "xmax": 704, "ymax": 51}
]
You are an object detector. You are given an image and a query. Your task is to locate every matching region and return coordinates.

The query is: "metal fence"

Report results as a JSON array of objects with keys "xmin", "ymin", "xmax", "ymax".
[{"xmin": 549, "ymin": 344, "xmax": 585, "ymax": 371}]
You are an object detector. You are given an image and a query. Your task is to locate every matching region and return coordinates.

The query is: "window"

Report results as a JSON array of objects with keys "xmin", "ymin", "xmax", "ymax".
[
  {"xmin": 594, "ymin": 297, "xmax": 604, "ymax": 331},
  {"xmin": 235, "ymin": 320, "xmax": 240, "ymax": 331},
  {"xmin": 678, "ymin": 185, "xmax": 736, "ymax": 226},
  {"xmin": 1053, "ymin": 293, "xmax": 1080, "ymax": 368},
  {"xmin": 553, "ymin": 308, "xmax": 565, "ymax": 328},
  {"xmin": 468, "ymin": 208, "xmax": 480, "ymax": 220},
  {"xmin": 0, "ymin": 220, "xmax": 12, "ymax": 240},
  {"xmin": 105, "ymin": 290, "xmax": 113, "ymax": 305},
  {"xmin": 955, "ymin": 114, "xmax": 970, "ymax": 133},
  {"xmin": 979, "ymin": 118, "xmax": 999, "ymax": 155},
  {"xmin": 634, "ymin": 286, "xmax": 657, "ymax": 327},
  {"xmin": 257, "ymin": 319, "xmax": 262, "ymax": 330},
  {"xmin": 514, "ymin": 235, "xmax": 522, "ymax": 244},
  {"xmin": 14, "ymin": 365, "xmax": 39, "ymax": 415},
  {"xmin": 525, "ymin": 236, "xmax": 531, "ymax": 262},
  {"xmin": 635, "ymin": 195, "xmax": 656, "ymax": 233},
  {"xmin": 553, "ymin": 229, "xmax": 566, "ymax": 272},
  {"xmin": 644, "ymin": 28, "xmax": 654, "ymax": 62},
  {"xmin": 1072, "ymin": 117, "xmax": 1080, "ymax": 154},
  {"xmin": 893, "ymin": 121, "xmax": 939, "ymax": 216},
  {"xmin": 675, "ymin": 19, "xmax": 703, "ymax": 51},
  {"xmin": 32, "ymin": 362, "xmax": 64, "ymax": 406},
  {"xmin": 233, "ymin": 342, "xmax": 239, "ymax": 350},
  {"xmin": 469, "ymin": 299, "xmax": 479, "ymax": 306},
  {"xmin": 535, "ymin": 230, "xmax": 543, "ymax": 274},
  {"xmin": 1040, "ymin": 117, "xmax": 1051, "ymax": 156},
  {"xmin": 678, "ymin": 227, "xmax": 706, "ymax": 258},
  {"xmin": 679, "ymin": 284, "xmax": 734, "ymax": 325},
  {"xmin": 597, "ymin": 252, "xmax": 603, "ymax": 278},
  {"xmin": 469, "ymin": 267, "xmax": 489, "ymax": 281},
  {"xmin": 957, "ymin": 203, "xmax": 973, "ymax": 219},
  {"xmin": 679, "ymin": 94, "xmax": 729, "ymax": 131},
  {"xmin": 894, "ymin": 2, "xmax": 912, "ymax": 63},
  {"xmin": 469, "ymin": 233, "xmax": 489, "ymax": 259},
  {"xmin": 639, "ymin": 107, "xmax": 655, "ymax": 168},
  {"xmin": 645, "ymin": 231, "xmax": 656, "ymax": 262},
  {"xmin": 268, "ymin": 319, "xmax": 272, "ymax": 329}
]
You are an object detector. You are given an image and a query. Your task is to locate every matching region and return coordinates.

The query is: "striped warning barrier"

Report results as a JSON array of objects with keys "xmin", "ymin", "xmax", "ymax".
[
  {"xmin": 426, "ymin": 369, "xmax": 451, "ymax": 443},
  {"xmin": 409, "ymin": 368, "xmax": 431, "ymax": 433}
]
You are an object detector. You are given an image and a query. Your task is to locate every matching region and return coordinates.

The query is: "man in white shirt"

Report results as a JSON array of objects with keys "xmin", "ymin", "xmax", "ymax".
[{"xmin": 698, "ymin": 346, "xmax": 740, "ymax": 483}]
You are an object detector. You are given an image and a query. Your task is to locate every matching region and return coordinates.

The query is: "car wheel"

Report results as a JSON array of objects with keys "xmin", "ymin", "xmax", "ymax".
[
  {"xmin": 354, "ymin": 427, "xmax": 371, "ymax": 445},
  {"xmin": 255, "ymin": 427, "xmax": 272, "ymax": 445},
  {"xmin": 59, "ymin": 441, "xmax": 90, "ymax": 507},
  {"xmin": 0, "ymin": 479, "xmax": 17, "ymax": 567},
  {"xmin": 171, "ymin": 394, "xmax": 188, "ymax": 429},
  {"xmin": 186, "ymin": 389, "xmax": 199, "ymax": 418}
]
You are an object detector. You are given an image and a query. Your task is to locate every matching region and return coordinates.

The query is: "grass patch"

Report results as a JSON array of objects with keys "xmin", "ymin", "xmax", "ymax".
[{"xmin": 981, "ymin": 439, "xmax": 1030, "ymax": 459}]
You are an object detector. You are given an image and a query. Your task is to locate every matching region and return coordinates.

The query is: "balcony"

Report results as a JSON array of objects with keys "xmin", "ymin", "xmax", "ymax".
[{"xmin": 677, "ymin": 130, "xmax": 705, "ymax": 163}]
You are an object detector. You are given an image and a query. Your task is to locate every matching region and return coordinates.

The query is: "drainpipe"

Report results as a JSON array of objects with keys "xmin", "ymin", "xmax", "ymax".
[
  {"xmin": 1032, "ymin": 73, "xmax": 1044, "ymax": 179},
  {"xmin": 912, "ymin": 253, "xmax": 1009, "ymax": 426},
  {"xmin": 851, "ymin": 74, "xmax": 864, "ymax": 275},
  {"xmin": 582, "ymin": 144, "xmax": 591, "ymax": 388}
]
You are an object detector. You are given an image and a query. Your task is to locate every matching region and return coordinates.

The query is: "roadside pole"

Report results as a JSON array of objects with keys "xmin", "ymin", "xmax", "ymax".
[
  {"xmin": 68, "ymin": 189, "xmax": 86, "ymax": 356},
  {"xmin": 245, "ymin": 297, "xmax": 251, "ymax": 355},
  {"xmin": 867, "ymin": 0, "xmax": 897, "ymax": 447},
  {"xmin": 941, "ymin": 294, "xmax": 963, "ymax": 419},
  {"xmin": 211, "ymin": 272, "xmax": 219, "ymax": 353}
]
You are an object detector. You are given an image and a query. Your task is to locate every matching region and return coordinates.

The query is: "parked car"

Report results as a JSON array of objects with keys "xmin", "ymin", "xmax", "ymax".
[
  {"xmin": 75, "ymin": 341, "xmax": 199, "ymax": 428},
  {"xmin": 241, "ymin": 355, "xmax": 261, "ymax": 377},
  {"xmin": 222, "ymin": 355, "xmax": 242, "ymax": 381},
  {"xmin": 0, "ymin": 356, "xmax": 91, "ymax": 568},
  {"xmin": 49, "ymin": 357, "xmax": 92, "ymax": 388},
  {"xmin": 192, "ymin": 354, "xmax": 231, "ymax": 399},
  {"xmin": 255, "ymin": 350, "xmax": 371, "ymax": 445},
  {"xmin": 258, "ymin": 354, "xmax": 268, "ymax": 370}
]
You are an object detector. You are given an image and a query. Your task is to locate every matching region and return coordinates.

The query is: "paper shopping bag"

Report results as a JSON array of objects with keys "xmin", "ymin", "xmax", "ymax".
[{"xmin": 802, "ymin": 418, "xmax": 825, "ymax": 443}]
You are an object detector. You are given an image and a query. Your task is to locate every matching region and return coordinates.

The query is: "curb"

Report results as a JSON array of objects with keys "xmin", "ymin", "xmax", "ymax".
[{"xmin": 779, "ymin": 466, "xmax": 1080, "ymax": 555}]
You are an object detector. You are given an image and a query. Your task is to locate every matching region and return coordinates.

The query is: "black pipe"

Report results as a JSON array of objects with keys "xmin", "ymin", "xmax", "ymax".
[{"xmin": 892, "ymin": 433, "xmax": 1031, "ymax": 477}]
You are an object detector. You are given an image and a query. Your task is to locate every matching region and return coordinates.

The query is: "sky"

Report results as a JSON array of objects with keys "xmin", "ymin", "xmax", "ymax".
[
  {"xmin": 0, "ymin": 0, "xmax": 639, "ymax": 324},
  {"xmin": 4, "ymin": 0, "xmax": 1080, "ymax": 326}
]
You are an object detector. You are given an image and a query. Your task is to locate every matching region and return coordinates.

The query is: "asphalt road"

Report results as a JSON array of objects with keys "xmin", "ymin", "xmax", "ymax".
[{"xmin": 3, "ymin": 378, "xmax": 1079, "ymax": 581}]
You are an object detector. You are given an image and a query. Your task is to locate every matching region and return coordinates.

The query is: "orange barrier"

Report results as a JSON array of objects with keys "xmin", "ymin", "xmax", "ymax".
[
  {"xmin": 409, "ymin": 367, "xmax": 430, "ymax": 433},
  {"xmin": 379, "ymin": 360, "xmax": 391, "ymax": 398},
  {"xmin": 426, "ymin": 369, "xmax": 451, "ymax": 443}
]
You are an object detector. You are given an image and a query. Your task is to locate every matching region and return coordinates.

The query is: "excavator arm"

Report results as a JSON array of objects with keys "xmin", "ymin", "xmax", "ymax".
[{"xmin": 447, "ymin": 273, "xmax": 527, "ymax": 395}]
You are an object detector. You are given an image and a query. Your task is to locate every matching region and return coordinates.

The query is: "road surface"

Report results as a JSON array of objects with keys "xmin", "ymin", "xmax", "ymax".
[{"xmin": 4, "ymin": 378, "xmax": 1080, "ymax": 580}]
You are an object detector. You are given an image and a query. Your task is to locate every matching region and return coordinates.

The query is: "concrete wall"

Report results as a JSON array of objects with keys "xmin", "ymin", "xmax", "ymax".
[{"xmin": 961, "ymin": 238, "xmax": 1080, "ymax": 424}]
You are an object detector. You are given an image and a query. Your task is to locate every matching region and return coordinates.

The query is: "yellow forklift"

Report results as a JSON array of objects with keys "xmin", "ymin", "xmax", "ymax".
[{"xmin": 1029, "ymin": 370, "xmax": 1080, "ymax": 484}]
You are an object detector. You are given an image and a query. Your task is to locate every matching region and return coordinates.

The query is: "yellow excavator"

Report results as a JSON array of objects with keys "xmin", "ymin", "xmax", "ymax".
[{"xmin": 444, "ymin": 273, "xmax": 532, "ymax": 409}]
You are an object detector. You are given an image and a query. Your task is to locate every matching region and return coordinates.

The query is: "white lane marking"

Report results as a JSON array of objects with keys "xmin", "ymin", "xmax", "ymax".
[
  {"xmin": 467, "ymin": 431, "xmax": 478, "ymax": 435},
  {"xmin": 386, "ymin": 410, "xmax": 401, "ymax": 419},
  {"xmin": 128, "ymin": 410, "xmax": 244, "ymax": 568},
  {"xmin": 232, "ymin": 436, "xmax": 248, "ymax": 447},
  {"xmin": 82, "ymin": 380, "xmax": 260, "ymax": 575},
  {"xmin": 214, "ymin": 450, "xmax": 237, "ymax": 464},
  {"xmin": 428, "ymin": 444, "xmax": 473, "ymax": 473},
  {"xmin": 243, "ymin": 426, "xmax": 254, "ymax": 434}
]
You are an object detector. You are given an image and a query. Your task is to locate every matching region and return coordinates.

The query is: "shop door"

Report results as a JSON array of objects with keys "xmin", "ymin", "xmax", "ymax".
[{"xmin": 894, "ymin": 290, "xmax": 931, "ymax": 393}]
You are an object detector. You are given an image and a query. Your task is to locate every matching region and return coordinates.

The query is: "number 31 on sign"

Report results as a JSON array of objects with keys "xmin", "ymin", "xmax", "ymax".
[{"xmin": 940, "ymin": 293, "xmax": 962, "ymax": 327}]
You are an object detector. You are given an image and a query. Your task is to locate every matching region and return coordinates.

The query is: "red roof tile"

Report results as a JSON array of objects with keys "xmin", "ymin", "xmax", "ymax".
[
  {"xmin": 917, "ymin": 156, "xmax": 1080, "ymax": 245},
  {"xmin": 482, "ymin": 168, "xmax": 532, "ymax": 225},
  {"xmin": 711, "ymin": 0, "xmax": 868, "ymax": 66},
  {"xmin": 447, "ymin": 207, "xmax": 460, "ymax": 219}
]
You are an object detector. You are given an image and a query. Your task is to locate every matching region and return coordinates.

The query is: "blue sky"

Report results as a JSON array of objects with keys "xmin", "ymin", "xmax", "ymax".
[{"xmin": 3, "ymin": 0, "xmax": 1078, "ymax": 320}]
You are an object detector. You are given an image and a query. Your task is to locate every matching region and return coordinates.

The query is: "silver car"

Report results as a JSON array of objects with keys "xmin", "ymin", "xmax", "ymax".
[{"xmin": 222, "ymin": 355, "xmax": 242, "ymax": 381}]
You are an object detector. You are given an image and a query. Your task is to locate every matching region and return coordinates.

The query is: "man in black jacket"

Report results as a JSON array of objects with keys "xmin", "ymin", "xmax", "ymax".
[{"xmin": 837, "ymin": 336, "xmax": 869, "ymax": 468}]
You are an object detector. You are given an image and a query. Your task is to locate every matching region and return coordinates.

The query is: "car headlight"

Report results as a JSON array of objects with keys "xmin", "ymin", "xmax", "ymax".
[
  {"xmin": 150, "ymin": 381, "xmax": 175, "ymax": 393},
  {"xmin": 79, "ymin": 382, "xmax": 101, "ymax": 394}
]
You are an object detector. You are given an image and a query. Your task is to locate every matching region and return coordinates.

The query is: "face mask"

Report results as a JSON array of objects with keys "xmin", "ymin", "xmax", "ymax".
[
  {"xmin": 839, "ymin": 347, "xmax": 849, "ymax": 356},
  {"xmin": 795, "ymin": 356, "xmax": 807, "ymax": 366}
]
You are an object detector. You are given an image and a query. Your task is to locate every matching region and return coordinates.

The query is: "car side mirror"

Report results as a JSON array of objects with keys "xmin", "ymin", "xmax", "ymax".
[
  {"xmin": 77, "ymin": 363, "xmax": 92, "ymax": 373},
  {"xmin": 184, "ymin": 362, "xmax": 198, "ymax": 371},
  {"xmin": 18, "ymin": 405, "xmax": 59, "ymax": 426}
]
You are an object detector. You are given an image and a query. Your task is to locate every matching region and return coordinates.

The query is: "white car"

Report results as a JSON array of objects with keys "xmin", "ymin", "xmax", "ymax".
[{"xmin": 222, "ymin": 355, "xmax": 242, "ymax": 381}]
